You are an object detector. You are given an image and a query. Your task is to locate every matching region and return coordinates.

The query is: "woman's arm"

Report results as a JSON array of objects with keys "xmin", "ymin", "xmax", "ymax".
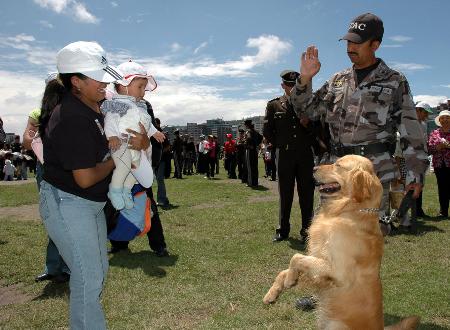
[
  {"xmin": 22, "ymin": 117, "xmax": 39, "ymax": 150},
  {"xmin": 72, "ymin": 158, "xmax": 115, "ymax": 189}
]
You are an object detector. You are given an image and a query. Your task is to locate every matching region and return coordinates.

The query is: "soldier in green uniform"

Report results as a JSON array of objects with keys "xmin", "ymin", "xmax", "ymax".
[
  {"xmin": 289, "ymin": 11, "xmax": 429, "ymax": 312},
  {"xmin": 291, "ymin": 12, "xmax": 428, "ymax": 229},
  {"xmin": 263, "ymin": 70, "xmax": 315, "ymax": 243}
]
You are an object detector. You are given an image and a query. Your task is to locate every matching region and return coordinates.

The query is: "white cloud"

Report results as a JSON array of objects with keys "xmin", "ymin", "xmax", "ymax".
[
  {"xmin": 194, "ymin": 42, "xmax": 208, "ymax": 54},
  {"xmin": 147, "ymin": 81, "xmax": 267, "ymax": 125},
  {"xmin": 0, "ymin": 34, "xmax": 57, "ymax": 69},
  {"xmin": 170, "ymin": 43, "xmax": 182, "ymax": 52},
  {"xmin": 8, "ymin": 34, "xmax": 35, "ymax": 43},
  {"xmin": 388, "ymin": 35, "xmax": 412, "ymax": 43},
  {"xmin": 0, "ymin": 71, "xmax": 44, "ymax": 134},
  {"xmin": 440, "ymin": 84, "xmax": 450, "ymax": 88},
  {"xmin": 73, "ymin": 2, "xmax": 99, "ymax": 24},
  {"xmin": 389, "ymin": 62, "xmax": 431, "ymax": 71},
  {"xmin": 39, "ymin": 20, "xmax": 54, "ymax": 28},
  {"xmin": 33, "ymin": 0, "xmax": 99, "ymax": 24},
  {"xmin": 413, "ymin": 95, "xmax": 448, "ymax": 107},
  {"xmin": 111, "ymin": 1, "xmax": 118, "ymax": 7},
  {"xmin": 381, "ymin": 44, "xmax": 403, "ymax": 48},
  {"xmin": 34, "ymin": 0, "xmax": 70, "ymax": 13},
  {"xmin": 0, "ymin": 34, "xmax": 291, "ymax": 133}
]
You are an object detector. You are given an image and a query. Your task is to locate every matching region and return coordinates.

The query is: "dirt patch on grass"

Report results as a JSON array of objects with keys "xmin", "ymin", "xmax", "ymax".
[
  {"xmin": 0, "ymin": 281, "xmax": 34, "ymax": 307},
  {"xmin": 191, "ymin": 201, "xmax": 233, "ymax": 210},
  {"xmin": 0, "ymin": 204, "xmax": 40, "ymax": 222},
  {"xmin": 248, "ymin": 195, "xmax": 278, "ymax": 203},
  {"xmin": 0, "ymin": 178, "xmax": 36, "ymax": 186}
]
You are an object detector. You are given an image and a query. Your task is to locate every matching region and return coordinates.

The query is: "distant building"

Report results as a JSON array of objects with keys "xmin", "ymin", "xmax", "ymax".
[
  {"xmin": 242, "ymin": 116, "xmax": 264, "ymax": 134},
  {"xmin": 206, "ymin": 119, "xmax": 232, "ymax": 146}
]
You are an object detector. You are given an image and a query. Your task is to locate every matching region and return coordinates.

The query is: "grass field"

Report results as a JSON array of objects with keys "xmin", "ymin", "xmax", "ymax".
[{"xmin": 0, "ymin": 163, "xmax": 449, "ymax": 329}]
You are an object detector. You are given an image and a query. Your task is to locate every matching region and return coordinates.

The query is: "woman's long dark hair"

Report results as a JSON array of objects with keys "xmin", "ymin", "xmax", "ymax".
[{"xmin": 38, "ymin": 73, "xmax": 86, "ymax": 137}]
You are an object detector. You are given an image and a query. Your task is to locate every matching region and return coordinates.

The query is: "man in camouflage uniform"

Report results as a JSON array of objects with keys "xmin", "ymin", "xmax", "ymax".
[
  {"xmin": 290, "ymin": 12, "xmax": 428, "ymax": 226},
  {"xmin": 290, "ymin": 12, "xmax": 428, "ymax": 312}
]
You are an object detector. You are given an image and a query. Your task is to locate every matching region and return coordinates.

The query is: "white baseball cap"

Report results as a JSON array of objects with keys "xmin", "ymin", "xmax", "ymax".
[
  {"xmin": 116, "ymin": 60, "xmax": 157, "ymax": 91},
  {"xmin": 56, "ymin": 41, "xmax": 123, "ymax": 83},
  {"xmin": 435, "ymin": 110, "xmax": 450, "ymax": 127},
  {"xmin": 415, "ymin": 101, "xmax": 433, "ymax": 114}
]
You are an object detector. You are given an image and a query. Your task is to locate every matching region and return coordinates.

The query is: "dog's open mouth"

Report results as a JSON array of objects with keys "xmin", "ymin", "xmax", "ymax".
[{"xmin": 316, "ymin": 182, "xmax": 341, "ymax": 194}]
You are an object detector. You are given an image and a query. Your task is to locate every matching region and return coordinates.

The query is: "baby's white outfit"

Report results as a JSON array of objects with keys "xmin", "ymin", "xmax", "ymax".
[{"xmin": 101, "ymin": 94, "xmax": 157, "ymax": 210}]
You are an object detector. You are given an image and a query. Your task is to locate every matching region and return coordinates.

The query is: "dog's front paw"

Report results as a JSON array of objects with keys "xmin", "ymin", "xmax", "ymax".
[{"xmin": 263, "ymin": 289, "xmax": 278, "ymax": 304}]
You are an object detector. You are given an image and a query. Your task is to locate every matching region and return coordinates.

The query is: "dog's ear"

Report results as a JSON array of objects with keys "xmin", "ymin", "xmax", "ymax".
[{"xmin": 351, "ymin": 168, "xmax": 377, "ymax": 202}]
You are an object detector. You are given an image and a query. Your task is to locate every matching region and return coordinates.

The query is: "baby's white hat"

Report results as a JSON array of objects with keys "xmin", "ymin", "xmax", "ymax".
[{"xmin": 116, "ymin": 60, "xmax": 157, "ymax": 92}]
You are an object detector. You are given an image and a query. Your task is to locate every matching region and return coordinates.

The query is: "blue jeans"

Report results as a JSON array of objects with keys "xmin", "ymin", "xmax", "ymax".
[
  {"xmin": 39, "ymin": 181, "xmax": 108, "ymax": 330},
  {"xmin": 36, "ymin": 162, "xmax": 69, "ymax": 275}
]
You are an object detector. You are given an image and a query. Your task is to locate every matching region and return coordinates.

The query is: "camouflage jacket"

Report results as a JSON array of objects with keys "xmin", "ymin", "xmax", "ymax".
[{"xmin": 290, "ymin": 59, "xmax": 428, "ymax": 184}]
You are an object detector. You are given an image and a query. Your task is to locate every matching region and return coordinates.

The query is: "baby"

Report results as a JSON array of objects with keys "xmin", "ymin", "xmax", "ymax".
[{"xmin": 101, "ymin": 60, "xmax": 165, "ymax": 210}]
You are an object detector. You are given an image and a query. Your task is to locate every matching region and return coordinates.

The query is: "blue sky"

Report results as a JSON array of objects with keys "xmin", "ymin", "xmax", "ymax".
[{"xmin": 1, "ymin": 0, "xmax": 449, "ymax": 135}]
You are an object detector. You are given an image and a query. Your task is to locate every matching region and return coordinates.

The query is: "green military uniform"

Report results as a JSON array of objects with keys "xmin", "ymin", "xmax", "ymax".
[
  {"xmin": 263, "ymin": 90, "xmax": 315, "ymax": 240},
  {"xmin": 291, "ymin": 59, "xmax": 429, "ymax": 218}
]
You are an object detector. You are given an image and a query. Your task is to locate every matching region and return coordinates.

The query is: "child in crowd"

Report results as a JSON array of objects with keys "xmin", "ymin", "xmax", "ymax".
[
  {"xmin": 3, "ymin": 158, "xmax": 15, "ymax": 181},
  {"xmin": 101, "ymin": 60, "xmax": 165, "ymax": 210}
]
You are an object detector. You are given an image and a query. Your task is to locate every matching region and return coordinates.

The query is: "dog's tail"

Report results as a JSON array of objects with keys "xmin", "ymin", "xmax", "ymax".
[{"xmin": 384, "ymin": 316, "xmax": 420, "ymax": 330}]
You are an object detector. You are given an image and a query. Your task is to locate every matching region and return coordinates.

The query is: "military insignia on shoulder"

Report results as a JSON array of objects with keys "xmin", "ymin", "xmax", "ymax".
[
  {"xmin": 333, "ymin": 80, "xmax": 344, "ymax": 88},
  {"xmin": 268, "ymin": 97, "xmax": 280, "ymax": 103},
  {"xmin": 382, "ymin": 87, "xmax": 392, "ymax": 95}
]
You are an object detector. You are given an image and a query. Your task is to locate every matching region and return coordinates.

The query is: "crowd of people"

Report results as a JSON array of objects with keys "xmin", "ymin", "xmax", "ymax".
[
  {"xmin": 0, "ymin": 10, "xmax": 449, "ymax": 329},
  {"xmin": 0, "ymin": 134, "xmax": 36, "ymax": 181}
]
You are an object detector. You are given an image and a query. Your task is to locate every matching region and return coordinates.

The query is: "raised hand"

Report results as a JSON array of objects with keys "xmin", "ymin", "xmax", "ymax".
[{"xmin": 300, "ymin": 45, "xmax": 321, "ymax": 83}]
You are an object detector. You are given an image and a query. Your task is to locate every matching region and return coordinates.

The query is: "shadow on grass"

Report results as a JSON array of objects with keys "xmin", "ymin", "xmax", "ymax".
[
  {"xmin": 157, "ymin": 204, "xmax": 179, "ymax": 211},
  {"xmin": 249, "ymin": 185, "xmax": 269, "ymax": 191},
  {"xmin": 109, "ymin": 251, "xmax": 179, "ymax": 278},
  {"xmin": 384, "ymin": 313, "xmax": 448, "ymax": 330},
  {"xmin": 33, "ymin": 281, "xmax": 69, "ymax": 300},
  {"xmin": 287, "ymin": 238, "xmax": 307, "ymax": 252},
  {"xmin": 424, "ymin": 215, "xmax": 449, "ymax": 222},
  {"xmin": 389, "ymin": 220, "xmax": 445, "ymax": 237},
  {"xmin": 0, "ymin": 240, "xmax": 7, "ymax": 245}
]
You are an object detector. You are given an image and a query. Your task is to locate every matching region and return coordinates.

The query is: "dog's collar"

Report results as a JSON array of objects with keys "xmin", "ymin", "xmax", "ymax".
[{"xmin": 359, "ymin": 208, "xmax": 380, "ymax": 213}]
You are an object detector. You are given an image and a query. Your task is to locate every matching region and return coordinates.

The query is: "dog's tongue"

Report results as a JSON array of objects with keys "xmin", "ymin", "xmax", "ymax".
[
  {"xmin": 320, "ymin": 183, "xmax": 339, "ymax": 189},
  {"xmin": 319, "ymin": 182, "xmax": 341, "ymax": 193}
]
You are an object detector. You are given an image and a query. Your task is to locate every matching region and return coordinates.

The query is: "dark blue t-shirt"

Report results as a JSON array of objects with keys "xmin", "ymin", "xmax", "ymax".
[{"xmin": 43, "ymin": 92, "xmax": 111, "ymax": 202}]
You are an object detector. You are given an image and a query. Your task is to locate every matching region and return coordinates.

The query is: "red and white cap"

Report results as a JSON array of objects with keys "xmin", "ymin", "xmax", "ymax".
[{"xmin": 116, "ymin": 60, "xmax": 157, "ymax": 91}]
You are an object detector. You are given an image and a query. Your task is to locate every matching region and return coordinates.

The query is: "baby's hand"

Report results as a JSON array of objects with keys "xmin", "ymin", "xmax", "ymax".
[
  {"xmin": 152, "ymin": 131, "xmax": 166, "ymax": 143},
  {"xmin": 108, "ymin": 136, "xmax": 121, "ymax": 152}
]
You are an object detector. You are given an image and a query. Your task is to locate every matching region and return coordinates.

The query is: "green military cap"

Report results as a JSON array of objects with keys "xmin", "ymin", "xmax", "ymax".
[{"xmin": 280, "ymin": 70, "xmax": 300, "ymax": 84}]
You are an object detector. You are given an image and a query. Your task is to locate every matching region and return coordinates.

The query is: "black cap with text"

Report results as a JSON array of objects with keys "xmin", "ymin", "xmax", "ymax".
[{"xmin": 340, "ymin": 13, "xmax": 384, "ymax": 44}]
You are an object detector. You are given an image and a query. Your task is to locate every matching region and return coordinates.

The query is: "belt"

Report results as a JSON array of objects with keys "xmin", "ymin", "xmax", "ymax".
[{"xmin": 331, "ymin": 142, "xmax": 390, "ymax": 157}]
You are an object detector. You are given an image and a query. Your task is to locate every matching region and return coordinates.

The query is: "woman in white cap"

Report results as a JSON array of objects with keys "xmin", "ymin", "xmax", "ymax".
[
  {"xmin": 38, "ymin": 41, "xmax": 133, "ymax": 329},
  {"xmin": 428, "ymin": 110, "xmax": 450, "ymax": 218}
]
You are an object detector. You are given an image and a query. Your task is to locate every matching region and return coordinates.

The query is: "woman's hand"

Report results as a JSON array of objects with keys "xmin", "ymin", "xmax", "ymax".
[
  {"xmin": 108, "ymin": 136, "xmax": 121, "ymax": 152},
  {"xmin": 126, "ymin": 122, "xmax": 150, "ymax": 151},
  {"xmin": 152, "ymin": 131, "xmax": 166, "ymax": 143}
]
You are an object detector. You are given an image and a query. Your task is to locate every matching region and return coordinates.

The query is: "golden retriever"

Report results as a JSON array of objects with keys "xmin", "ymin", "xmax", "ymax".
[{"xmin": 263, "ymin": 155, "xmax": 419, "ymax": 330}]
